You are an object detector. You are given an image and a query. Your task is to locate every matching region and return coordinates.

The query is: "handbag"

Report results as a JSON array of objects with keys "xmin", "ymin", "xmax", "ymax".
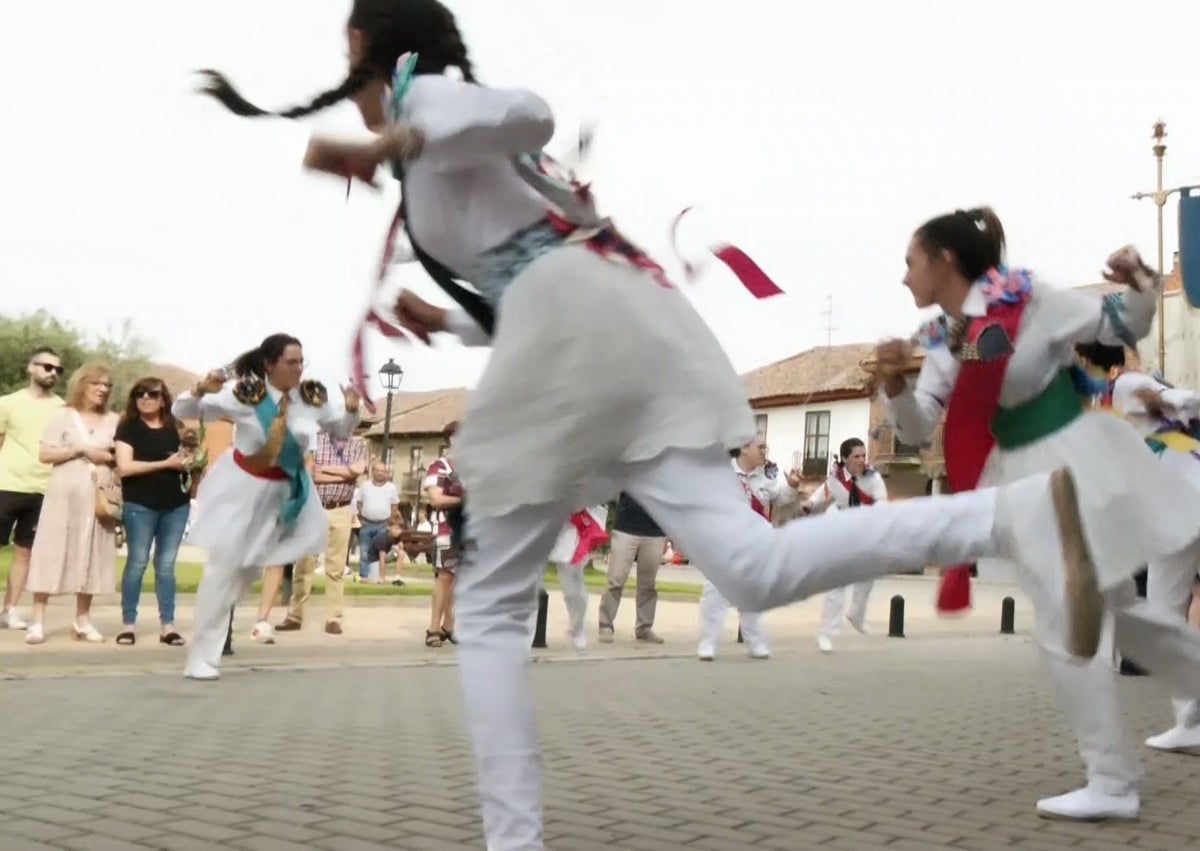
[{"xmin": 71, "ymin": 410, "xmax": 122, "ymax": 522}]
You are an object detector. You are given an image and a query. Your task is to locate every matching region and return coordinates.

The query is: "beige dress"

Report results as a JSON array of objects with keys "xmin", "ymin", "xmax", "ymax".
[{"xmin": 27, "ymin": 409, "xmax": 119, "ymax": 595}]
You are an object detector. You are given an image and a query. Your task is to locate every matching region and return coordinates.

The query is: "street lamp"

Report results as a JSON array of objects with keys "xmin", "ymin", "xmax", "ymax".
[
  {"xmin": 1129, "ymin": 120, "xmax": 1199, "ymax": 376},
  {"xmin": 378, "ymin": 358, "xmax": 404, "ymax": 465}
]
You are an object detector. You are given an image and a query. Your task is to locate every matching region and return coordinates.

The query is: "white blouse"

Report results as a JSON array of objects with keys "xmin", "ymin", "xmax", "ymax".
[
  {"xmin": 806, "ymin": 468, "xmax": 888, "ymax": 512},
  {"xmin": 401, "ymin": 75, "xmax": 555, "ymax": 284},
  {"xmin": 173, "ymin": 382, "xmax": 358, "ymax": 457},
  {"xmin": 885, "ymin": 273, "xmax": 1162, "ymax": 446},
  {"xmin": 1108, "ymin": 371, "xmax": 1200, "ymax": 439}
]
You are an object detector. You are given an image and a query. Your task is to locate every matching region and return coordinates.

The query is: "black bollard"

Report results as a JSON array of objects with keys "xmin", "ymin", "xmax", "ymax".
[
  {"xmin": 222, "ymin": 606, "xmax": 235, "ymax": 657},
  {"xmin": 888, "ymin": 595, "xmax": 905, "ymax": 638},
  {"xmin": 531, "ymin": 588, "xmax": 550, "ymax": 649},
  {"xmin": 737, "ymin": 624, "xmax": 744, "ymax": 644},
  {"xmin": 1000, "ymin": 596, "xmax": 1016, "ymax": 635}
]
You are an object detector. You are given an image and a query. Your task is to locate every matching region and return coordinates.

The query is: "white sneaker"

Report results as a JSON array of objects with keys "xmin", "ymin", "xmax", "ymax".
[
  {"xmin": 598, "ymin": 628, "xmax": 614, "ymax": 644},
  {"xmin": 817, "ymin": 634, "xmax": 834, "ymax": 654},
  {"xmin": 1, "ymin": 608, "xmax": 28, "ymax": 630},
  {"xmin": 250, "ymin": 620, "xmax": 275, "ymax": 644},
  {"xmin": 184, "ymin": 661, "xmax": 220, "ymax": 681},
  {"xmin": 24, "ymin": 623, "xmax": 44, "ymax": 645},
  {"xmin": 1145, "ymin": 724, "xmax": 1200, "ymax": 754},
  {"xmin": 697, "ymin": 643, "xmax": 716, "ymax": 662},
  {"xmin": 1036, "ymin": 786, "xmax": 1139, "ymax": 821},
  {"xmin": 847, "ymin": 615, "xmax": 870, "ymax": 635},
  {"xmin": 747, "ymin": 646, "xmax": 771, "ymax": 660},
  {"xmin": 570, "ymin": 633, "xmax": 587, "ymax": 653}
]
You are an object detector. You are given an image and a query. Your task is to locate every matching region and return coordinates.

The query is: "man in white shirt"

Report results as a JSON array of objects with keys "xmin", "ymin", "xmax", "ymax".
[{"xmin": 355, "ymin": 461, "xmax": 400, "ymax": 581}]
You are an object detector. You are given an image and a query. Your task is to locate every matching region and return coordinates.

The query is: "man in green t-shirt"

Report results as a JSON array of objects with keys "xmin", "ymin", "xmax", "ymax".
[{"xmin": 0, "ymin": 347, "xmax": 66, "ymax": 630}]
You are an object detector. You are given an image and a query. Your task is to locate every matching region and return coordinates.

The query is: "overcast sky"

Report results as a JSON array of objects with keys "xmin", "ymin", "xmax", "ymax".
[{"xmin": 6, "ymin": 0, "xmax": 1200, "ymax": 392}]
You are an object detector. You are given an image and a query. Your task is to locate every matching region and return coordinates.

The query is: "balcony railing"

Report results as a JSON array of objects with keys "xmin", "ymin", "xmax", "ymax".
[{"xmin": 871, "ymin": 423, "xmax": 944, "ymax": 463}]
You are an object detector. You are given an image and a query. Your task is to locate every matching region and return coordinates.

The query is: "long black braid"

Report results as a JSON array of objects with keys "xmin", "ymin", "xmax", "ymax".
[{"xmin": 198, "ymin": 0, "xmax": 494, "ymax": 334}]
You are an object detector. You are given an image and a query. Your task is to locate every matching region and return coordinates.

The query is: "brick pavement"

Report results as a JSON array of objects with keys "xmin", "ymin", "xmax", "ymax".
[{"xmin": 2, "ymin": 634, "xmax": 1199, "ymax": 850}]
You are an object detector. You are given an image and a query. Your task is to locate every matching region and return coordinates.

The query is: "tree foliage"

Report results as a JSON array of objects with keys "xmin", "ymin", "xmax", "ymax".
[{"xmin": 0, "ymin": 312, "xmax": 155, "ymax": 408}]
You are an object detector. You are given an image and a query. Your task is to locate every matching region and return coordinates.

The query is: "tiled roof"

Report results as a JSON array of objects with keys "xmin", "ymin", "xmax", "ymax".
[
  {"xmin": 360, "ymin": 388, "xmax": 467, "ymax": 437},
  {"xmin": 742, "ymin": 343, "xmax": 877, "ymax": 402}
]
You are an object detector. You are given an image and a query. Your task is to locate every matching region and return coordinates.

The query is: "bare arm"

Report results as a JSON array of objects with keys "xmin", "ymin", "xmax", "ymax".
[{"xmin": 425, "ymin": 484, "xmax": 462, "ymax": 510}]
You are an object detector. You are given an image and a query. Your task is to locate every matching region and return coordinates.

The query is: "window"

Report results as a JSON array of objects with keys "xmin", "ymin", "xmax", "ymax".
[
  {"xmin": 753, "ymin": 413, "xmax": 768, "ymax": 439},
  {"xmin": 438, "ymin": 443, "xmax": 450, "ymax": 458},
  {"xmin": 409, "ymin": 446, "xmax": 423, "ymax": 476},
  {"xmin": 802, "ymin": 411, "xmax": 831, "ymax": 476}
]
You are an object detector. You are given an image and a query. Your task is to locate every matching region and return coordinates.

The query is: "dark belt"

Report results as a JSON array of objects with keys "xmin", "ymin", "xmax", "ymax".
[{"xmin": 323, "ymin": 499, "xmax": 353, "ymax": 510}]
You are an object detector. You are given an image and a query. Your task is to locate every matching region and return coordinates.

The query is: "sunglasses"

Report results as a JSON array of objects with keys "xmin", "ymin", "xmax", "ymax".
[
  {"xmin": 135, "ymin": 389, "xmax": 163, "ymax": 400},
  {"xmin": 33, "ymin": 362, "xmax": 64, "ymax": 375}
]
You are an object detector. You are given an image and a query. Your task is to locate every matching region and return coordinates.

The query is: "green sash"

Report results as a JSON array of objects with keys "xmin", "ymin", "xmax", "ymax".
[
  {"xmin": 253, "ymin": 394, "xmax": 309, "ymax": 527},
  {"xmin": 990, "ymin": 369, "xmax": 1083, "ymax": 450}
]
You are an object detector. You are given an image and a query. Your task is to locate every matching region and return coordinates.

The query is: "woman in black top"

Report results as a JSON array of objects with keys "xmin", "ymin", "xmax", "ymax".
[{"xmin": 113, "ymin": 378, "xmax": 192, "ymax": 645}]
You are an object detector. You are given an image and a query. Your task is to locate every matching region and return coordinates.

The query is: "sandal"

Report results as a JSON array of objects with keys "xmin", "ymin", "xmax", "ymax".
[
  {"xmin": 440, "ymin": 629, "xmax": 458, "ymax": 645},
  {"xmin": 160, "ymin": 632, "xmax": 185, "ymax": 646},
  {"xmin": 425, "ymin": 629, "xmax": 443, "ymax": 648},
  {"xmin": 116, "ymin": 631, "xmax": 136, "ymax": 646}
]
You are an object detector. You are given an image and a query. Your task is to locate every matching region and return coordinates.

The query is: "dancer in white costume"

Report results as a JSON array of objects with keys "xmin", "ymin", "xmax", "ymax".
[
  {"xmin": 803, "ymin": 437, "xmax": 887, "ymax": 653},
  {"xmin": 1075, "ymin": 341, "xmax": 1200, "ymax": 754},
  {"xmin": 539, "ymin": 505, "xmax": 607, "ymax": 652},
  {"xmin": 697, "ymin": 436, "xmax": 799, "ymax": 661},
  {"xmin": 876, "ymin": 206, "xmax": 1200, "ymax": 821},
  {"xmin": 173, "ymin": 334, "xmax": 359, "ymax": 680},
  {"xmin": 198, "ymin": 7, "xmax": 1108, "ymax": 846}
]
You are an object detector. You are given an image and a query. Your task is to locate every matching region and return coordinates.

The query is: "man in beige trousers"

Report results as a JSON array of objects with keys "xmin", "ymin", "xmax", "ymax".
[
  {"xmin": 598, "ymin": 492, "xmax": 666, "ymax": 644},
  {"xmin": 277, "ymin": 430, "xmax": 367, "ymax": 634}
]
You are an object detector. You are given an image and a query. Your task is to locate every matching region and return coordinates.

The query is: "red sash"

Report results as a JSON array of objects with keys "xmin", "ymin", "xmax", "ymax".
[
  {"xmin": 833, "ymin": 468, "xmax": 875, "ymax": 506},
  {"xmin": 936, "ymin": 298, "xmax": 1029, "ymax": 613},
  {"xmin": 568, "ymin": 509, "xmax": 610, "ymax": 566}
]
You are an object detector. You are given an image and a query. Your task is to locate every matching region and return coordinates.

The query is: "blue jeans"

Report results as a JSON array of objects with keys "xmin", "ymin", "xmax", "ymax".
[
  {"xmin": 120, "ymin": 501, "xmax": 191, "ymax": 626},
  {"xmin": 359, "ymin": 522, "xmax": 387, "ymax": 577}
]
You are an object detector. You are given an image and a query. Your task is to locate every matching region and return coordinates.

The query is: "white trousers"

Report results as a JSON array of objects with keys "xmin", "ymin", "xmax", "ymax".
[
  {"xmin": 1007, "ymin": 447, "xmax": 1200, "ymax": 795},
  {"xmin": 820, "ymin": 581, "xmax": 874, "ymax": 637},
  {"xmin": 457, "ymin": 445, "xmax": 1014, "ymax": 851},
  {"xmin": 698, "ymin": 581, "xmax": 768, "ymax": 657},
  {"xmin": 530, "ymin": 563, "xmax": 589, "ymax": 643},
  {"xmin": 185, "ymin": 559, "xmax": 255, "ymax": 677}
]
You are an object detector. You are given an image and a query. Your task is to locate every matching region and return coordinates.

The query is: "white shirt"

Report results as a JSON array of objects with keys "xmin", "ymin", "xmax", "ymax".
[
  {"xmin": 402, "ymin": 75, "xmax": 554, "ymax": 285},
  {"xmin": 173, "ymin": 381, "xmax": 357, "ymax": 455},
  {"xmin": 884, "ymin": 272, "xmax": 1162, "ymax": 446},
  {"xmin": 806, "ymin": 467, "xmax": 888, "ymax": 513},
  {"xmin": 1107, "ymin": 371, "xmax": 1200, "ymax": 439},
  {"xmin": 357, "ymin": 480, "xmax": 400, "ymax": 523},
  {"xmin": 733, "ymin": 459, "xmax": 797, "ymax": 514}
]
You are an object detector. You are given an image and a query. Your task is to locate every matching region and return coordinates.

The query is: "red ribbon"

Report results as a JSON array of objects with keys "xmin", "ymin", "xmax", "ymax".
[{"xmin": 670, "ymin": 207, "xmax": 783, "ymax": 299}]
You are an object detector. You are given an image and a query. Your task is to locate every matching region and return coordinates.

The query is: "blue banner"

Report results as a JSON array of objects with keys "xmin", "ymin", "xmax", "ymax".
[{"xmin": 1179, "ymin": 188, "xmax": 1200, "ymax": 307}]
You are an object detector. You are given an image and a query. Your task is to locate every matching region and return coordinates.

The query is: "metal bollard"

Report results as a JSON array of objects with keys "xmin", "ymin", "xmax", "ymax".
[
  {"xmin": 531, "ymin": 588, "xmax": 550, "ymax": 649},
  {"xmin": 1000, "ymin": 596, "xmax": 1016, "ymax": 635},
  {"xmin": 222, "ymin": 606, "xmax": 235, "ymax": 657},
  {"xmin": 737, "ymin": 625, "xmax": 744, "ymax": 644},
  {"xmin": 888, "ymin": 595, "xmax": 905, "ymax": 638}
]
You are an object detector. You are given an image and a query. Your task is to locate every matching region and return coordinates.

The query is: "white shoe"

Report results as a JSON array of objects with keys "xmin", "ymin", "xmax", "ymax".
[
  {"xmin": 1035, "ymin": 786, "xmax": 1139, "ymax": 821},
  {"xmin": 747, "ymin": 647, "xmax": 771, "ymax": 660},
  {"xmin": 570, "ymin": 633, "xmax": 587, "ymax": 653},
  {"xmin": 847, "ymin": 615, "xmax": 870, "ymax": 635},
  {"xmin": 817, "ymin": 634, "xmax": 834, "ymax": 654},
  {"xmin": 24, "ymin": 623, "xmax": 44, "ymax": 645},
  {"xmin": 250, "ymin": 620, "xmax": 275, "ymax": 644},
  {"xmin": 697, "ymin": 643, "xmax": 716, "ymax": 662},
  {"xmin": 1, "ymin": 608, "xmax": 28, "ymax": 630},
  {"xmin": 184, "ymin": 661, "xmax": 220, "ymax": 681},
  {"xmin": 1145, "ymin": 724, "xmax": 1200, "ymax": 754},
  {"xmin": 71, "ymin": 622, "xmax": 104, "ymax": 643},
  {"xmin": 598, "ymin": 628, "xmax": 614, "ymax": 644}
]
